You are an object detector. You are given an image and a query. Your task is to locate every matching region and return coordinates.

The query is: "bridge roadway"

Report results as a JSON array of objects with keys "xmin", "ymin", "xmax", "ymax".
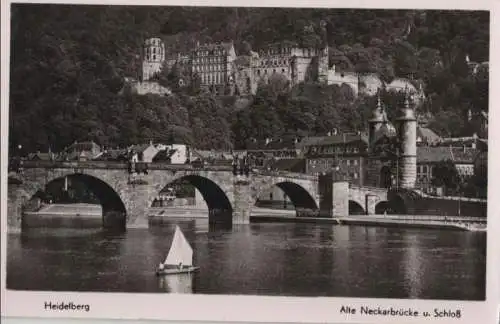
[{"xmin": 7, "ymin": 160, "xmax": 392, "ymax": 231}]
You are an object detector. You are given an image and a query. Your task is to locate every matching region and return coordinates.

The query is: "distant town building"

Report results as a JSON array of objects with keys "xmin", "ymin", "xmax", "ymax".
[
  {"xmin": 415, "ymin": 146, "xmax": 479, "ymax": 193},
  {"xmin": 303, "ymin": 132, "xmax": 368, "ymax": 186},
  {"xmin": 128, "ymin": 143, "xmax": 160, "ymax": 163},
  {"xmin": 62, "ymin": 141, "xmax": 102, "ymax": 161}
]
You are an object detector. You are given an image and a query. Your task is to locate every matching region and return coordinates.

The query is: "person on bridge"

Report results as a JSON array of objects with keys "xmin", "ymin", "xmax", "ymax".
[{"xmin": 159, "ymin": 263, "xmax": 165, "ymax": 270}]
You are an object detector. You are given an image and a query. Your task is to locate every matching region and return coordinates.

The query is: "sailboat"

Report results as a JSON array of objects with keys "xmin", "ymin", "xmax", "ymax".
[{"xmin": 156, "ymin": 225, "xmax": 199, "ymax": 275}]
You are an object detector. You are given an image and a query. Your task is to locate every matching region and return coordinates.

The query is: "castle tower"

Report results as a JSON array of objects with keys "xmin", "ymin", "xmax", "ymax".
[
  {"xmin": 395, "ymin": 92, "xmax": 417, "ymax": 189},
  {"xmin": 317, "ymin": 20, "xmax": 329, "ymax": 84},
  {"xmin": 318, "ymin": 46, "xmax": 329, "ymax": 84},
  {"xmin": 368, "ymin": 95, "xmax": 385, "ymax": 151},
  {"xmin": 142, "ymin": 37, "xmax": 166, "ymax": 81}
]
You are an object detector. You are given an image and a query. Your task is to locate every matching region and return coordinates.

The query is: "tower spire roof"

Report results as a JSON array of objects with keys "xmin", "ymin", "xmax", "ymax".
[
  {"xmin": 396, "ymin": 88, "xmax": 416, "ymax": 122},
  {"xmin": 369, "ymin": 93, "xmax": 385, "ymax": 123}
]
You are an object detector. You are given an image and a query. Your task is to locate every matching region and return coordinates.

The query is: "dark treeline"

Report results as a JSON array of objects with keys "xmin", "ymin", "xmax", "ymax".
[{"xmin": 9, "ymin": 5, "xmax": 489, "ymax": 153}]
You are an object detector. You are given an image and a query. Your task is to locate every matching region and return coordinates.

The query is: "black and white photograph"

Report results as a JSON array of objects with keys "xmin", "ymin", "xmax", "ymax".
[{"xmin": 1, "ymin": 0, "xmax": 498, "ymax": 323}]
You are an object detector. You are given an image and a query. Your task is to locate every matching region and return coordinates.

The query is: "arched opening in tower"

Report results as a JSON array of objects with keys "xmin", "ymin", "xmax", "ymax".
[
  {"xmin": 254, "ymin": 182, "xmax": 318, "ymax": 217},
  {"xmin": 388, "ymin": 195, "xmax": 408, "ymax": 215},
  {"xmin": 152, "ymin": 175, "xmax": 233, "ymax": 230},
  {"xmin": 348, "ymin": 200, "xmax": 365, "ymax": 215},
  {"xmin": 22, "ymin": 174, "xmax": 127, "ymax": 232},
  {"xmin": 374, "ymin": 201, "xmax": 391, "ymax": 214},
  {"xmin": 380, "ymin": 166, "xmax": 392, "ymax": 189}
]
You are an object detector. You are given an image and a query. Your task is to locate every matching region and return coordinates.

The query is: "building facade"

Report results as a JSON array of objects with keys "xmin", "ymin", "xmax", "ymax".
[
  {"xmin": 142, "ymin": 37, "xmax": 166, "ymax": 81},
  {"xmin": 303, "ymin": 132, "xmax": 369, "ymax": 186},
  {"xmin": 191, "ymin": 41, "xmax": 237, "ymax": 95}
]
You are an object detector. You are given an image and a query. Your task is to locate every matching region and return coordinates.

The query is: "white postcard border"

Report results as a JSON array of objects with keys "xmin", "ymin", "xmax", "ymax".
[{"xmin": 1, "ymin": 0, "xmax": 499, "ymax": 323}]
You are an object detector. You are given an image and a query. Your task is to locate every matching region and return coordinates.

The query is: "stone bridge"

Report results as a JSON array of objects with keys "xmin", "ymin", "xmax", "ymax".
[{"xmin": 7, "ymin": 161, "xmax": 389, "ymax": 231}]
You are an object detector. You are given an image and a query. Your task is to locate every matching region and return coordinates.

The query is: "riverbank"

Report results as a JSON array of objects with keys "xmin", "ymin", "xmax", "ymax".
[
  {"xmin": 17, "ymin": 204, "xmax": 486, "ymax": 232},
  {"xmin": 250, "ymin": 214, "xmax": 487, "ymax": 232}
]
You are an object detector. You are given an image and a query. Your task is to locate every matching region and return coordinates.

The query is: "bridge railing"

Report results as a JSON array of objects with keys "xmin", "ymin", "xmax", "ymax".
[
  {"xmin": 349, "ymin": 184, "xmax": 388, "ymax": 192},
  {"xmin": 341, "ymin": 214, "xmax": 487, "ymax": 223},
  {"xmin": 412, "ymin": 189, "xmax": 487, "ymax": 203},
  {"xmin": 15, "ymin": 160, "xmax": 318, "ymax": 179},
  {"xmin": 14, "ymin": 160, "xmax": 234, "ymax": 171}
]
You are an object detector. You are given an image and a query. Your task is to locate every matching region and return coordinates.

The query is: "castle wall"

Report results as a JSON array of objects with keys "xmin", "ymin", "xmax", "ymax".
[
  {"xmin": 142, "ymin": 62, "xmax": 164, "ymax": 81},
  {"xmin": 130, "ymin": 81, "xmax": 172, "ymax": 96},
  {"xmin": 327, "ymin": 70, "xmax": 359, "ymax": 95},
  {"xmin": 292, "ymin": 56, "xmax": 314, "ymax": 85},
  {"xmin": 137, "ymin": 39, "xmax": 426, "ymax": 99},
  {"xmin": 359, "ymin": 74, "xmax": 383, "ymax": 96},
  {"xmin": 412, "ymin": 197, "xmax": 486, "ymax": 218},
  {"xmin": 235, "ymin": 67, "xmax": 257, "ymax": 95}
]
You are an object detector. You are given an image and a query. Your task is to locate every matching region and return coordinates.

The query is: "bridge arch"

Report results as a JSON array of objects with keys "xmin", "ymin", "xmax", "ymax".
[
  {"xmin": 387, "ymin": 190, "xmax": 418, "ymax": 215},
  {"xmin": 252, "ymin": 179, "xmax": 318, "ymax": 216},
  {"xmin": 348, "ymin": 200, "xmax": 365, "ymax": 215},
  {"xmin": 374, "ymin": 201, "xmax": 391, "ymax": 214},
  {"xmin": 16, "ymin": 173, "xmax": 127, "ymax": 231},
  {"xmin": 155, "ymin": 174, "xmax": 233, "ymax": 228}
]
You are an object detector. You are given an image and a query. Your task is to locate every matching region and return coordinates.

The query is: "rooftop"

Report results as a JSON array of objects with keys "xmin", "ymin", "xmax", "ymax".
[{"xmin": 417, "ymin": 146, "xmax": 479, "ymax": 164}]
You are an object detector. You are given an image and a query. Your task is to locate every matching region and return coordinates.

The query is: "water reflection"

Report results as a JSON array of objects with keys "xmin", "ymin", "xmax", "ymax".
[
  {"xmin": 7, "ymin": 221, "xmax": 486, "ymax": 299},
  {"xmin": 158, "ymin": 274, "xmax": 194, "ymax": 294}
]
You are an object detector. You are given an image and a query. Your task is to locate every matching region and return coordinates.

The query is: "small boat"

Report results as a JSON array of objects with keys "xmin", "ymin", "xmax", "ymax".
[{"xmin": 156, "ymin": 225, "xmax": 199, "ymax": 275}]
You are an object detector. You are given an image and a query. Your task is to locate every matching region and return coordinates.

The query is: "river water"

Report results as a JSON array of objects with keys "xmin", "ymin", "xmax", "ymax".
[{"xmin": 6, "ymin": 219, "xmax": 486, "ymax": 300}]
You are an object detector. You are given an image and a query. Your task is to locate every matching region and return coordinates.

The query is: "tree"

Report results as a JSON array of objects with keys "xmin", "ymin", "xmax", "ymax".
[{"xmin": 431, "ymin": 160, "xmax": 461, "ymax": 194}]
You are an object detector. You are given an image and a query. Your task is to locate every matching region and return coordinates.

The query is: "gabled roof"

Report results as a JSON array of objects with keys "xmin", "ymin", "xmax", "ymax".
[
  {"xmin": 129, "ymin": 144, "xmax": 155, "ymax": 153},
  {"xmin": 417, "ymin": 146, "xmax": 479, "ymax": 164},
  {"xmin": 95, "ymin": 149, "xmax": 129, "ymax": 161},
  {"xmin": 270, "ymin": 158, "xmax": 306, "ymax": 173},
  {"xmin": 294, "ymin": 136, "xmax": 325, "ymax": 149},
  {"xmin": 152, "ymin": 149, "xmax": 177, "ymax": 162},
  {"xmin": 65, "ymin": 141, "xmax": 100, "ymax": 153},
  {"xmin": 194, "ymin": 41, "xmax": 234, "ymax": 55},
  {"xmin": 417, "ymin": 126, "xmax": 442, "ymax": 144},
  {"xmin": 245, "ymin": 138, "xmax": 298, "ymax": 151},
  {"xmin": 27, "ymin": 152, "xmax": 52, "ymax": 161},
  {"xmin": 314, "ymin": 133, "xmax": 369, "ymax": 146}
]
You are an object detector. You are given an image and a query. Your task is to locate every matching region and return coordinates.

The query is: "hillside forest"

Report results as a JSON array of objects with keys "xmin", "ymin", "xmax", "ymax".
[{"xmin": 9, "ymin": 5, "xmax": 489, "ymax": 153}]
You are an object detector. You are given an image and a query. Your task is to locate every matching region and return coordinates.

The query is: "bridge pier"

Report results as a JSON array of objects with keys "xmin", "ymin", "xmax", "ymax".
[
  {"xmin": 7, "ymin": 185, "xmax": 31, "ymax": 230},
  {"xmin": 318, "ymin": 173, "xmax": 349, "ymax": 218},
  {"xmin": 332, "ymin": 181, "xmax": 349, "ymax": 217},
  {"xmin": 232, "ymin": 179, "xmax": 252, "ymax": 225},
  {"xmin": 365, "ymin": 194, "xmax": 379, "ymax": 215}
]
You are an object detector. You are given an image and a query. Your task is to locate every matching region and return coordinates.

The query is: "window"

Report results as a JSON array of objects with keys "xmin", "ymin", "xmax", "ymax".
[
  {"xmin": 153, "ymin": 55, "xmax": 156, "ymax": 60},
  {"xmin": 423, "ymin": 165, "xmax": 428, "ymax": 173},
  {"xmin": 282, "ymin": 68, "xmax": 286, "ymax": 73}
]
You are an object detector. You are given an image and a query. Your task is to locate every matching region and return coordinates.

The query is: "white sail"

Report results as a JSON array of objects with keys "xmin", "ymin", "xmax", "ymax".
[{"xmin": 164, "ymin": 225, "xmax": 193, "ymax": 266}]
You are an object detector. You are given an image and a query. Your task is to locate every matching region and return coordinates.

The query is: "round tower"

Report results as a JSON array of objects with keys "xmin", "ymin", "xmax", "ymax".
[
  {"xmin": 142, "ymin": 37, "xmax": 165, "ymax": 81},
  {"xmin": 368, "ymin": 96, "xmax": 385, "ymax": 151},
  {"xmin": 395, "ymin": 92, "xmax": 417, "ymax": 189}
]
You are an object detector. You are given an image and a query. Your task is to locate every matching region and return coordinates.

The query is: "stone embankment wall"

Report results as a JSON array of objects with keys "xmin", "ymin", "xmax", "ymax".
[{"xmin": 412, "ymin": 197, "xmax": 487, "ymax": 218}]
